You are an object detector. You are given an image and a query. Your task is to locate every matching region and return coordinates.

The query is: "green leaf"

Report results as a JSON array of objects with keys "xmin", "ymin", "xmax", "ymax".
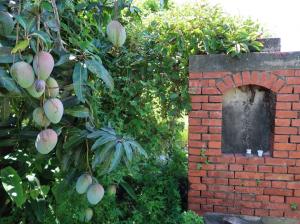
[
  {"xmin": 87, "ymin": 130, "xmax": 103, "ymax": 139},
  {"xmin": 86, "ymin": 59, "xmax": 114, "ymax": 91},
  {"xmin": 0, "ymin": 166, "xmax": 26, "ymax": 208},
  {"xmin": 55, "ymin": 54, "xmax": 74, "ymax": 67},
  {"xmin": 91, "ymin": 135, "xmax": 116, "ymax": 150},
  {"xmin": 92, "ymin": 141, "xmax": 115, "ymax": 168},
  {"xmin": 30, "ymin": 31, "xmax": 52, "ymax": 46},
  {"xmin": 0, "ymin": 139, "xmax": 17, "ymax": 147},
  {"xmin": 65, "ymin": 105, "xmax": 90, "ymax": 118},
  {"xmin": 108, "ymin": 143, "xmax": 123, "ymax": 172},
  {"xmin": 120, "ymin": 181, "xmax": 137, "ymax": 201},
  {"xmin": 123, "ymin": 141, "xmax": 133, "ymax": 162},
  {"xmin": 0, "ymin": 67, "xmax": 20, "ymax": 93},
  {"xmin": 11, "ymin": 39, "xmax": 30, "ymax": 54},
  {"xmin": 127, "ymin": 140, "xmax": 147, "ymax": 157},
  {"xmin": 0, "ymin": 98, "xmax": 10, "ymax": 121},
  {"xmin": 63, "ymin": 129, "xmax": 88, "ymax": 149},
  {"xmin": 15, "ymin": 15, "xmax": 27, "ymax": 30},
  {"xmin": 72, "ymin": 62, "xmax": 87, "ymax": 103}
]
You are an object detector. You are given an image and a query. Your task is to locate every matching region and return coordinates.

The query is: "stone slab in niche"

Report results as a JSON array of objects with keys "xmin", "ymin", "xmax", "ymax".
[{"xmin": 221, "ymin": 85, "xmax": 275, "ymax": 154}]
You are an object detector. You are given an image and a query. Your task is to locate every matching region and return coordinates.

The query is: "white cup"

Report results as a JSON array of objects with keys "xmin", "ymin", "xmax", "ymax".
[
  {"xmin": 246, "ymin": 149, "xmax": 252, "ymax": 155},
  {"xmin": 257, "ymin": 150, "xmax": 263, "ymax": 157}
]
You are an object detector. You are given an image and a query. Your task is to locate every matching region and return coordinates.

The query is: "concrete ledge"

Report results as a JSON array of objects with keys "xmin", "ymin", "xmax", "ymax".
[
  {"xmin": 189, "ymin": 51, "xmax": 300, "ymax": 73},
  {"xmin": 204, "ymin": 212, "xmax": 299, "ymax": 224},
  {"xmin": 259, "ymin": 38, "xmax": 281, "ymax": 52}
]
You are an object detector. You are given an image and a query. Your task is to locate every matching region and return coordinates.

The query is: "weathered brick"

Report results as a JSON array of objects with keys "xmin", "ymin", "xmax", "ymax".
[
  {"xmin": 230, "ymin": 164, "xmax": 243, "ymax": 171},
  {"xmin": 287, "ymin": 77, "xmax": 300, "ymax": 84},
  {"xmin": 274, "ymin": 135, "xmax": 289, "ymax": 143},
  {"xmin": 233, "ymin": 73, "xmax": 242, "ymax": 86},
  {"xmin": 202, "ymin": 103, "xmax": 222, "ymax": 111},
  {"xmin": 209, "ymin": 111, "xmax": 222, "ymax": 119},
  {"xmin": 189, "ymin": 111, "xmax": 208, "ymax": 118},
  {"xmin": 273, "ymin": 151, "xmax": 289, "ymax": 158},
  {"xmin": 190, "ymin": 184, "xmax": 207, "ymax": 191},
  {"xmin": 208, "ymin": 141, "xmax": 221, "ymax": 148},
  {"xmin": 265, "ymin": 173, "xmax": 293, "ymax": 181},
  {"xmin": 189, "ymin": 73, "xmax": 203, "ymax": 79},
  {"xmin": 277, "ymin": 94, "xmax": 299, "ymax": 102},
  {"xmin": 265, "ymin": 157, "xmax": 296, "ymax": 166},
  {"xmin": 235, "ymin": 172, "xmax": 264, "ymax": 179},
  {"xmin": 290, "ymin": 135, "xmax": 300, "ymax": 143},
  {"xmin": 270, "ymin": 196, "xmax": 284, "ymax": 203},
  {"xmin": 274, "ymin": 127, "xmax": 297, "ymax": 134},
  {"xmin": 258, "ymin": 165, "xmax": 272, "ymax": 173},
  {"xmin": 275, "ymin": 111, "xmax": 298, "ymax": 118},
  {"xmin": 209, "ymin": 95, "xmax": 222, "ymax": 102},
  {"xmin": 264, "ymin": 188, "xmax": 293, "ymax": 196},
  {"xmin": 276, "ymin": 102, "xmax": 292, "ymax": 110},
  {"xmin": 289, "ymin": 151, "xmax": 300, "ymax": 158},
  {"xmin": 209, "ymin": 126, "xmax": 222, "ymax": 133},
  {"xmin": 202, "ymin": 119, "xmax": 222, "ymax": 126},
  {"xmin": 272, "ymin": 181, "xmax": 287, "ymax": 188},
  {"xmin": 244, "ymin": 165, "xmax": 257, "ymax": 172},
  {"xmin": 273, "ymin": 166, "xmax": 287, "ymax": 174},
  {"xmin": 189, "ymin": 126, "xmax": 208, "ymax": 133},
  {"xmin": 235, "ymin": 186, "xmax": 263, "ymax": 194},
  {"xmin": 235, "ymin": 155, "xmax": 264, "ymax": 165},
  {"xmin": 287, "ymin": 182, "xmax": 300, "ymax": 189},
  {"xmin": 202, "ymin": 87, "xmax": 220, "ymax": 94},
  {"xmin": 208, "ymin": 171, "xmax": 234, "ymax": 178},
  {"xmin": 203, "ymin": 71, "xmax": 228, "ymax": 78},
  {"xmin": 255, "ymin": 209, "xmax": 269, "ymax": 217},
  {"xmin": 274, "ymin": 143, "xmax": 296, "ymax": 151},
  {"xmin": 202, "ymin": 134, "xmax": 221, "ymax": 141},
  {"xmin": 191, "ymin": 95, "xmax": 208, "ymax": 102}
]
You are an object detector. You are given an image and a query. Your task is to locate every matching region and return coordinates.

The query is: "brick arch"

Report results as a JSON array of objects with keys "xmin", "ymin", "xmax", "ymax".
[{"xmin": 216, "ymin": 71, "xmax": 287, "ymax": 95}]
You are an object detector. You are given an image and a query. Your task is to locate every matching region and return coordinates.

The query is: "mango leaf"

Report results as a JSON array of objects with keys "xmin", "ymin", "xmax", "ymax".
[
  {"xmin": 92, "ymin": 141, "xmax": 115, "ymax": 168},
  {"xmin": 72, "ymin": 62, "xmax": 87, "ymax": 103},
  {"xmin": 63, "ymin": 129, "xmax": 88, "ymax": 150},
  {"xmin": 15, "ymin": 15, "xmax": 27, "ymax": 30},
  {"xmin": 120, "ymin": 181, "xmax": 137, "ymax": 201},
  {"xmin": 89, "ymin": 127, "xmax": 145, "ymax": 173},
  {"xmin": 0, "ymin": 139, "xmax": 17, "ymax": 147},
  {"xmin": 108, "ymin": 143, "xmax": 123, "ymax": 172},
  {"xmin": 123, "ymin": 141, "xmax": 133, "ymax": 161},
  {"xmin": 65, "ymin": 105, "xmax": 90, "ymax": 118},
  {"xmin": 0, "ymin": 47, "xmax": 20, "ymax": 63},
  {"xmin": 0, "ymin": 67, "xmax": 20, "ymax": 93},
  {"xmin": 30, "ymin": 31, "xmax": 52, "ymax": 46},
  {"xmin": 55, "ymin": 54, "xmax": 75, "ymax": 67},
  {"xmin": 0, "ymin": 98, "xmax": 10, "ymax": 121},
  {"xmin": 11, "ymin": 39, "xmax": 30, "ymax": 53},
  {"xmin": 91, "ymin": 135, "xmax": 116, "ymax": 151},
  {"xmin": 86, "ymin": 59, "xmax": 114, "ymax": 91},
  {"xmin": 0, "ymin": 166, "xmax": 26, "ymax": 208}
]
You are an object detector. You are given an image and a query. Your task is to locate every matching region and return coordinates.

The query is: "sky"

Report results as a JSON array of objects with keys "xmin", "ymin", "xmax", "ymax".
[{"xmin": 173, "ymin": 0, "xmax": 300, "ymax": 52}]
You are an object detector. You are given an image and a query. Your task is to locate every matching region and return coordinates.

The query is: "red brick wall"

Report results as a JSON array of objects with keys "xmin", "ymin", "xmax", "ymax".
[{"xmin": 188, "ymin": 69, "xmax": 300, "ymax": 219}]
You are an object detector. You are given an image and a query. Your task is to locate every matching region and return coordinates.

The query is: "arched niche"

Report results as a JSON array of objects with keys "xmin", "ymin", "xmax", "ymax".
[{"xmin": 221, "ymin": 85, "xmax": 276, "ymax": 154}]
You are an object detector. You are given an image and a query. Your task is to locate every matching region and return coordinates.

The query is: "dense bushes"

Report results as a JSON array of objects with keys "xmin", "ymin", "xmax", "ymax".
[{"xmin": 0, "ymin": 0, "xmax": 264, "ymax": 223}]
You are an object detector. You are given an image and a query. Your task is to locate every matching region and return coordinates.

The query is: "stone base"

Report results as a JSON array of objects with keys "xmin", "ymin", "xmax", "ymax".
[{"xmin": 204, "ymin": 212, "xmax": 299, "ymax": 224}]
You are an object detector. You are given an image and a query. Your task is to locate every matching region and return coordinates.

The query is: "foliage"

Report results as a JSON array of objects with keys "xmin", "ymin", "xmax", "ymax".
[
  {"xmin": 0, "ymin": 0, "xmax": 264, "ymax": 223},
  {"xmin": 180, "ymin": 211, "xmax": 204, "ymax": 224}
]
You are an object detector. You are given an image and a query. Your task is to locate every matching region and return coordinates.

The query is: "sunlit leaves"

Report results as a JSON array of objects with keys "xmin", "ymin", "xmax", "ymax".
[
  {"xmin": 86, "ymin": 59, "xmax": 114, "ymax": 91},
  {"xmin": 0, "ymin": 166, "xmax": 26, "ymax": 208}
]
